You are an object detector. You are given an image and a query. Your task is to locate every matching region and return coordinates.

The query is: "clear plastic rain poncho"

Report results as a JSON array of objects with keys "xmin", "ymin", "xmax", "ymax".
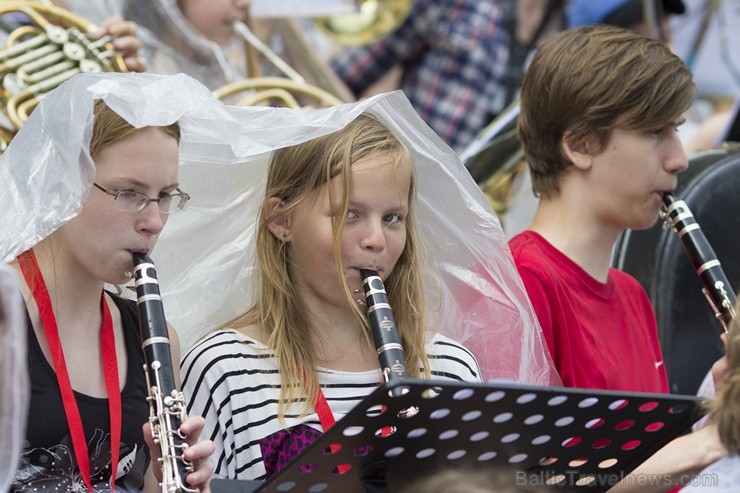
[{"xmin": 0, "ymin": 72, "xmax": 559, "ymax": 386}]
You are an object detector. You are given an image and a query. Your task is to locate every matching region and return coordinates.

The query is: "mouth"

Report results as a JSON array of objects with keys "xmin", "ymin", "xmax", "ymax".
[
  {"xmin": 661, "ymin": 185, "xmax": 677, "ymax": 196},
  {"xmin": 357, "ymin": 266, "xmax": 382, "ymax": 276},
  {"xmin": 654, "ymin": 190, "xmax": 674, "ymax": 202}
]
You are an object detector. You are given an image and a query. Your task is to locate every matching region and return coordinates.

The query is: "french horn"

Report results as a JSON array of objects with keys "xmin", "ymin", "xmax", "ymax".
[{"xmin": 0, "ymin": 1, "xmax": 127, "ymax": 142}]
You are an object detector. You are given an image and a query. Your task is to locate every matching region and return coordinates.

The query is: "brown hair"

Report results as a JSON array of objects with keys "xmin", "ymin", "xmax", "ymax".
[
  {"xmin": 709, "ymin": 296, "xmax": 740, "ymax": 453},
  {"xmin": 89, "ymin": 99, "xmax": 181, "ymax": 159},
  {"xmin": 240, "ymin": 113, "xmax": 429, "ymax": 418},
  {"xmin": 518, "ymin": 25, "xmax": 695, "ymax": 198}
]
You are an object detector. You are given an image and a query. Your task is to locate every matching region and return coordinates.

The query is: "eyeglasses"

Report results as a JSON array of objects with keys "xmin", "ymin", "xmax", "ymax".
[{"xmin": 93, "ymin": 183, "xmax": 190, "ymax": 214}]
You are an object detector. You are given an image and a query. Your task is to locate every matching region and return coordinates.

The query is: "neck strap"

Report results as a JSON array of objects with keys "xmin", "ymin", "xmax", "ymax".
[{"xmin": 19, "ymin": 249, "xmax": 121, "ymax": 491}]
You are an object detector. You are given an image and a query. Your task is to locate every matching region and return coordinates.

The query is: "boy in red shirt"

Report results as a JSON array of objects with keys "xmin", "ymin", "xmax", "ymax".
[{"xmin": 509, "ymin": 25, "xmax": 725, "ymax": 491}]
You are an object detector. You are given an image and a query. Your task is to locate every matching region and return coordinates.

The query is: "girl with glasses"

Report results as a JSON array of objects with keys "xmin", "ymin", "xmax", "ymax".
[{"xmin": 0, "ymin": 73, "xmax": 222, "ymax": 493}]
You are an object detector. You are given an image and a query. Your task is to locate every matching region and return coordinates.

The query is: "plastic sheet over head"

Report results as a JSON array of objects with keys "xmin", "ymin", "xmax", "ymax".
[
  {"xmin": 156, "ymin": 91, "xmax": 560, "ymax": 386},
  {"xmin": 0, "ymin": 72, "xmax": 240, "ymax": 264},
  {"xmin": 0, "ymin": 75, "xmax": 558, "ymax": 386}
]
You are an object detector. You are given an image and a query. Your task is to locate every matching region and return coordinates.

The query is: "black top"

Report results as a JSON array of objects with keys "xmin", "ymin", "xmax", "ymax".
[{"xmin": 12, "ymin": 293, "xmax": 150, "ymax": 492}]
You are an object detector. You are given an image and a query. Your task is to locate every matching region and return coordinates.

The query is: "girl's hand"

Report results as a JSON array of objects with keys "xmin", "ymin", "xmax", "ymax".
[{"xmin": 143, "ymin": 415, "xmax": 216, "ymax": 492}]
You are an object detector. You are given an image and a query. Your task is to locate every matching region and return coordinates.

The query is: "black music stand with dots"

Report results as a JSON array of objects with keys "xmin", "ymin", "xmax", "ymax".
[{"xmin": 212, "ymin": 379, "xmax": 701, "ymax": 493}]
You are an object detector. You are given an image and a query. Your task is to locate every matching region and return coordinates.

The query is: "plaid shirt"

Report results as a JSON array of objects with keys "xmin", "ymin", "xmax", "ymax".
[{"xmin": 331, "ymin": 0, "xmax": 512, "ymax": 152}]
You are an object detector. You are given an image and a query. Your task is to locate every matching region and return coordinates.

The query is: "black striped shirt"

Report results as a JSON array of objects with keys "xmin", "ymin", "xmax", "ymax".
[{"xmin": 181, "ymin": 329, "xmax": 481, "ymax": 479}]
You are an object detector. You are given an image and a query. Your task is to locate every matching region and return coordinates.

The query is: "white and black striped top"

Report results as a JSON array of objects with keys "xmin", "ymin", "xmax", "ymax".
[{"xmin": 181, "ymin": 329, "xmax": 481, "ymax": 480}]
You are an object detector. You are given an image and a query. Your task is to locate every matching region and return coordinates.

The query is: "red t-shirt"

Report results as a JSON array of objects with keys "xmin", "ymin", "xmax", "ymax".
[{"xmin": 509, "ymin": 230, "xmax": 669, "ymax": 393}]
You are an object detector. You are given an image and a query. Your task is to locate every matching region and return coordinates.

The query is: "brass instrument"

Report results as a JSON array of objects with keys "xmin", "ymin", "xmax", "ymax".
[
  {"xmin": 213, "ymin": 76, "xmax": 343, "ymax": 109},
  {"xmin": 0, "ymin": 125, "xmax": 14, "ymax": 152},
  {"xmin": 215, "ymin": 20, "xmax": 345, "ymax": 109},
  {"xmin": 461, "ymin": 100, "xmax": 528, "ymax": 216},
  {"xmin": 216, "ymin": 1, "xmax": 412, "ymax": 107},
  {"xmin": 314, "ymin": 0, "xmax": 412, "ymax": 46},
  {"xmin": 0, "ymin": 1, "xmax": 126, "ymax": 142}
]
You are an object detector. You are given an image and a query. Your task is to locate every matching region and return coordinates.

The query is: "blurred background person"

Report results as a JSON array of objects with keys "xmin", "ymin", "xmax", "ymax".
[
  {"xmin": 330, "ymin": 0, "xmax": 564, "ymax": 152},
  {"xmin": 672, "ymin": 0, "xmax": 740, "ymax": 135},
  {"xmin": 122, "ymin": 0, "xmax": 251, "ymax": 89}
]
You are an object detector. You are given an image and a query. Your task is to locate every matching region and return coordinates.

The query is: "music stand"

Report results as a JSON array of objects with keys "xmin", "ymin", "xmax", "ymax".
[{"xmin": 235, "ymin": 380, "xmax": 701, "ymax": 493}]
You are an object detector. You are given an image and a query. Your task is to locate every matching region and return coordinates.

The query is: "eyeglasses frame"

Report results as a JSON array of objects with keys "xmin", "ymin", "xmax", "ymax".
[{"xmin": 92, "ymin": 182, "xmax": 190, "ymax": 213}]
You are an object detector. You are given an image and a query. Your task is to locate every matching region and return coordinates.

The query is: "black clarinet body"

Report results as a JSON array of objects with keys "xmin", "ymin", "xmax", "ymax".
[
  {"xmin": 360, "ymin": 269, "xmax": 409, "ymax": 397},
  {"xmin": 660, "ymin": 194, "xmax": 737, "ymax": 332},
  {"xmin": 133, "ymin": 253, "xmax": 196, "ymax": 493}
]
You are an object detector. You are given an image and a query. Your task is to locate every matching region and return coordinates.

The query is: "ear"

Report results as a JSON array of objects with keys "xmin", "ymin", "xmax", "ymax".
[
  {"xmin": 562, "ymin": 133, "xmax": 596, "ymax": 171},
  {"xmin": 263, "ymin": 197, "xmax": 291, "ymax": 242}
]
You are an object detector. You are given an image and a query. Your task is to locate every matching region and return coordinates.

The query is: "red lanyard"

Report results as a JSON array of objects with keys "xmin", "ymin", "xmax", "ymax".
[
  {"xmin": 19, "ymin": 249, "xmax": 121, "ymax": 492},
  {"xmin": 314, "ymin": 386, "xmax": 348, "ymax": 472},
  {"xmin": 314, "ymin": 387, "xmax": 336, "ymax": 432},
  {"xmin": 314, "ymin": 381, "xmax": 391, "ymax": 437}
]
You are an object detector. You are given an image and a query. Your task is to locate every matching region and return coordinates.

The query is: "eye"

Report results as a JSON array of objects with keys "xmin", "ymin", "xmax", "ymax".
[
  {"xmin": 650, "ymin": 121, "xmax": 683, "ymax": 137},
  {"xmin": 158, "ymin": 194, "xmax": 174, "ymax": 206},
  {"xmin": 383, "ymin": 213, "xmax": 403, "ymax": 225},
  {"xmin": 116, "ymin": 190, "xmax": 140, "ymax": 201},
  {"xmin": 347, "ymin": 210, "xmax": 359, "ymax": 220}
]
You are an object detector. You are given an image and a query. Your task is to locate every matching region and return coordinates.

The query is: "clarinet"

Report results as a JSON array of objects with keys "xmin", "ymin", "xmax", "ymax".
[
  {"xmin": 133, "ymin": 253, "xmax": 197, "ymax": 493},
  {"xmin": 360, "ymin": 269, "xmax": 409, "ymax": 397},
  {"xmin": 660, "ymin": 194, "xmax": 737, "ymax": 332}
]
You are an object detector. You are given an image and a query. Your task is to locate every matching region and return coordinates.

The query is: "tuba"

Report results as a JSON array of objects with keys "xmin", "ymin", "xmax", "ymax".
[{"xmin": 0, "ymin": 1, "xmax": 126, "ymax": 145}]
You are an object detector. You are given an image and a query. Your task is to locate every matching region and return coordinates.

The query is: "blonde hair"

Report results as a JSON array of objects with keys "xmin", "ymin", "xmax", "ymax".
[
  {"xmin": 709, "ymin": 296, "xmax": 740, "ymax": 453},
  {"xmin": 241, "ymin": 114, "xmax": 429, "ymax": 417}
]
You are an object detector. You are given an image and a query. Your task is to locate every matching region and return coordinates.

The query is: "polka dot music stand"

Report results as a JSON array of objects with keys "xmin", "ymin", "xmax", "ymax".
[{"xmin": 222, "ymin": 380, "xmax": 701, "ymax": 493}]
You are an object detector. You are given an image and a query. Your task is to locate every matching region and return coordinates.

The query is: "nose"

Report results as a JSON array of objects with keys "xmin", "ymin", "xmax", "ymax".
[
  {"xmin": 665, "ymin": 135, "xmax": 689, "ymax": 174},
  {"xmin": 135, "ymin": 201, "xmax": 167, "ymax": 235},
  {"xmin": 360, "ymin": 219, "xmax": 386, "ymax": 251}
]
